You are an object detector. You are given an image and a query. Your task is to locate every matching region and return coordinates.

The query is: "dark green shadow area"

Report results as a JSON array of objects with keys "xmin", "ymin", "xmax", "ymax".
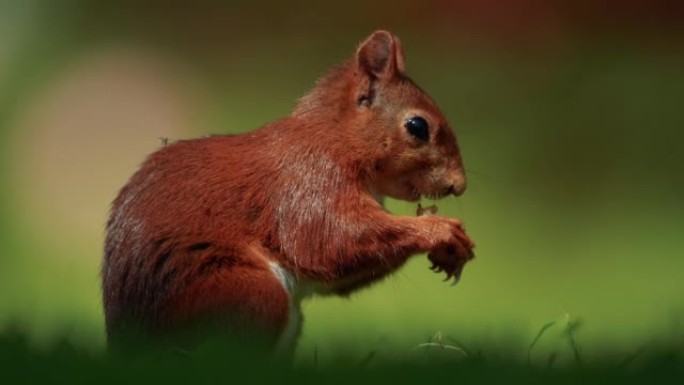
[{"xmin": 2, "ymin": 330, "xmax": 682, "ymax": 385}]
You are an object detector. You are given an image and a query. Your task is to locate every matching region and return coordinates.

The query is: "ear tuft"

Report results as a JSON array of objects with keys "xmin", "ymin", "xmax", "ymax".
[{"xmin": 356, "ymin": 30, "xmax": 405, "ymax": 80}]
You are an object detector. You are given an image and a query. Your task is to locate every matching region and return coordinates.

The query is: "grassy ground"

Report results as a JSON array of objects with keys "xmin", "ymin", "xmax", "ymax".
[{"xmin": 1, "ymin": 329, "xmax": 682, "ymax": 384}]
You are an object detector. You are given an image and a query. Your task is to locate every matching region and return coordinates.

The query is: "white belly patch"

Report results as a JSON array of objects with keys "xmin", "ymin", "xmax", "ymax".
[
  {"xmin": 268, "ymin": 260, "xmax": 297, "ymax": 296},
  {"xmin": 269, "ymin": 260, "xmax": 302, "ymax": 356}
]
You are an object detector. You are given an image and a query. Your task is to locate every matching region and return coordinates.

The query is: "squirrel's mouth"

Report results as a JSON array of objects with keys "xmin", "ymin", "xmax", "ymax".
[
  {"xmin": 409, "ymin": 169, "xmax": 467, "ymax": 200},
  {"xmin": 410, "ymin": 183, "xmax": 455, "ymax": 201},
  {"xmin": 369, "ymin": 179, "xmax": 455, "ymax": 203},
  {"xmin": 407, "ymin": 185, "xmax": 421, "ymax": 201}
]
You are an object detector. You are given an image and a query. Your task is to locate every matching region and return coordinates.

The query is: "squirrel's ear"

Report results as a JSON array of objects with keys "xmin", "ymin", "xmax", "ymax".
[{"xmin": 356, "ymin": 30, "xmax": 405, "ymax": 80}]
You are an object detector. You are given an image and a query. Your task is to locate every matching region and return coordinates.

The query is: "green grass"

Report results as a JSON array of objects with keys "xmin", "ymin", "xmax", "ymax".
[{"xmin": 1, "ymin": 327, "xmax": 682, "ymax": 384}]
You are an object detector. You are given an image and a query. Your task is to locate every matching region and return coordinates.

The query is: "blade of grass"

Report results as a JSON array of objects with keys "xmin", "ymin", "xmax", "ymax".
[
  {"xmin": 527, "ymin": 321, "xmax": 556, "ymax": 365},
  {"xmin": 358, "ymin": 351, "xmax": 376, "ymax": 368},
  {"xmin": 564, "ymin": 316, "xmax": 583, "ymax": 365}
]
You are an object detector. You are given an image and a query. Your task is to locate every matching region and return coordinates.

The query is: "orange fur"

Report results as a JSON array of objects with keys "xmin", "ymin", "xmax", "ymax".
[{"xmin": 103, "ymin": 30, "xmax": 474, "ymax": 351}]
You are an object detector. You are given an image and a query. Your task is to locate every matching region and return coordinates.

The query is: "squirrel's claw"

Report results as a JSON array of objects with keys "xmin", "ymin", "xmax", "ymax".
[
  {"xmin": 429, "ymin": 259, "xmax": 445, "ymax": 273},
  {"xmin": 429, "ymin": 251, "xmax": 467, "ymax": 286},
  {"xmin": 450, "ymin": 269, "xmax": 463, "ymax": 286}
]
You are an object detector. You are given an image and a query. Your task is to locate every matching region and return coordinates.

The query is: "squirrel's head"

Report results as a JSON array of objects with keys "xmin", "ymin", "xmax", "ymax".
[
  {"xmin": 354, "ymin": 30, "xmax": 466, "ymax": 202},
  {"xmin": 294, "ymin": 30, "xmax": 466, "ymax": 202}
]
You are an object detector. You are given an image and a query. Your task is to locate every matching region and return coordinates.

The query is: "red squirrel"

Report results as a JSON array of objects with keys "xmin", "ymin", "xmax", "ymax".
[{"xmin": 103, "ymin": 30, "xmax": 474, "ymax": 354}]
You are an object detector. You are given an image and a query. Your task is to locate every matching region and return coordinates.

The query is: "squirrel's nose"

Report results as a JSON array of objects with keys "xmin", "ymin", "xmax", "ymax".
[
  {"xmin": 449, "ymin": 183, "xmax": 466, "ymax": 197},
  {"xmin": 448, "ymin": 170, "xmax": 467, "ymax": 196}
]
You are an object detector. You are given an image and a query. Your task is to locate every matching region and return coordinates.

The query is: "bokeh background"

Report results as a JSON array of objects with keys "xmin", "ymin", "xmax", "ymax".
[{"xmin": 1, "ymin": 0, "xmax": 682, "ymax": 365}]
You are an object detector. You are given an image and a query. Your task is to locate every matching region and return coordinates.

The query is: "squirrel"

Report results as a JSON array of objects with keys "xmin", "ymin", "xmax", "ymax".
[{"xmin": 102, "ymin": 30, "xmax": 475, "ymax": 356}]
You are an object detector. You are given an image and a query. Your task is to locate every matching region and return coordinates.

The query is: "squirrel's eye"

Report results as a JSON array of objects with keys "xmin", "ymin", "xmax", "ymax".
[{"xmin": 405, "ymin": 116, "xmax": 429, "ymax": 141}]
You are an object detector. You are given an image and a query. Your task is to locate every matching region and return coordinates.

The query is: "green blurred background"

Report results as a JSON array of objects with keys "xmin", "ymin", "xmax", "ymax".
[{"xmin": 0, "ymin": 0, "xmax": 682, "ymax": 365}]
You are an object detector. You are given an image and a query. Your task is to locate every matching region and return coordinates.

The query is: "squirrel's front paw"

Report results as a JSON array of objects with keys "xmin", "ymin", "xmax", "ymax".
[
  {"xmin": 428, "ymin": 238, "xmax": 474, "ymax": 285},
  {"xmin": 417, "ymin": 204, "xmax": 475, "ymax": 285}
]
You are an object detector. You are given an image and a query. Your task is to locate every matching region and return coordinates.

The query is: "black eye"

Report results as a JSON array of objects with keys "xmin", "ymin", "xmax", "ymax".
[{"xmin": 405, "ymin": 116, "xmax": 430, "ymax": 141}]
